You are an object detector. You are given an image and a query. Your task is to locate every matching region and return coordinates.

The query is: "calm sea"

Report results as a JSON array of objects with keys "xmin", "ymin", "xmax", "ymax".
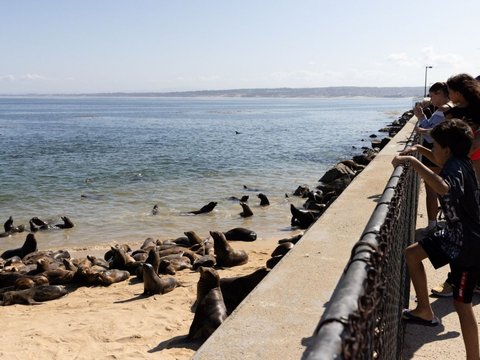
[{"xmin": 0, "ymin": 96, "xmax": 411, "ymax": 252}]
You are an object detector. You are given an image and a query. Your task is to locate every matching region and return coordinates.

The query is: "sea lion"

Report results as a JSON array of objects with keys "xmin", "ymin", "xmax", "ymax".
[
  {"xmin": 271, "ymin": 242, "xmax": 294, "ymax": 257},
  {"xmin": 223, "ymin": 227, "xmax": 257, "ymax": 242},
  {"xmin": 94, "ymin": 269, "xmax": 130, "ymax": 285},
  {"xmin": 210, "ymin": 231, "xmax": 248, "ymax": 267},
  {"xmin": 188, "ymin": 267, "xmax": 227, "ymax": 341},
  {"xmin": 228, "ymin": 195, "xmax": 249, "ymax": 202},
  {"xmin": 220, "ymin": 267, "xmax": 269, "ymax": 314},
  {"xmin": 266, "ymin": 255, "xmax": 284, "ymax": 269},
  {"xmin": 187, "ymin": 202, "xmax": 218, "ymax": 215},
  {"xmin": 243, "ymin": 185, "xmax": 260, "ymax": 192},
  {"xmin": 278, "ymin": 233, "xmax": 303, "ymax": 245},
  {"xmin": 290, "ymin": 204, "xmax": 319, "ymax": 229},
  {"xmin": 0, "ymin": 216, "xmax": 25, "ymax": 237},
  {"xmin": 152, "ymin": 204, "xmax": 159, "ymax": 215},
  {"xmin": 1, "ymin": 233, "xmax": 38, "ymax": 260},
  {"xmin": 29, "ymin": 216, "xmax": 74, "ymax": 231},
  {"xmin": 42, "ymin": 268, "xmax": 76, "ymax": 285},
  {"xmin": 184, "ymin": 231, "xmax": 204, "ymax": 247},
  {"xmin": 142, "ymin": 263, "xmax": 180, "ymax": 295},
  {"xmin": 239, "ymin": 202, "xmax": 253, "ymax": 218},
  {"xmin": 192, "ymin": 254, "xmax": 216, "ymax": 270},
  {"xmin": 158, "ymin": 257, "xmax": 192, "ymax": 275},
  {"xmin": 1, "ymin": 285, "xmax": 68, "ymax": 306},
  {"xmin": 257, "ymin": 193, "xmax": 270, "ymax": 206}
]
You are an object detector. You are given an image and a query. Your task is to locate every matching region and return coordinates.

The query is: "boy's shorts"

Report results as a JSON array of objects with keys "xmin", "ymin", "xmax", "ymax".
[{"xmin": 419, "ymin": 234, "xmax": 480, "ymax": 303}]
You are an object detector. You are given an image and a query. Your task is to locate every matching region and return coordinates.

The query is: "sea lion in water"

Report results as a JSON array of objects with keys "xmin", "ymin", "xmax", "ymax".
[
  {"xmin": 1, "ymin": 285, "xmax": 67, "ymax": 306},
  {"xmin": 142, "ymin": 263, "xmax": 180, "ymax": 295},
  {"xmin": 186, "ymin": 202, "xmax": 218, "ymax": 215},
  {"xmin": 29, "ymin": 216, "xmax": 74, "ymax": 231},
  {"xmin": 223, "ymin": 227, "xmax": 257, "ymax": 242},
  {"xmin": 152, "ymin": 204, "xmax": 159, "ymax": 215},
  {"xmin": 290, "ymin": 204, "xmax": 319, "ymax": 229},
  {"xmin": 188, "ymin": 267, "xmax": 227, "ymax": 341},
  {"xmin": 0, "ymin": 216, "xmax": 25, "ymax": 237},
  {"xmin": 257, "ymin": 193, "xmax": 270, "ymax": 206},
  {"xmin": 228, "ymin": 195, "xmax": 249, "ymax": 203},
  {"xmin": 210, "ymin": 231, "xmax": 248, "ymax": 267},
  {"xmin": 1, "ymin": 233, "xmax": 38, "ymax": 260},
  {"xmin": 220, "ymin": 267, "xmax": 270, "ymax": 314},
  {"xmin": 239, "ymin": 202, "xmax": 253, "ymax": 218}
]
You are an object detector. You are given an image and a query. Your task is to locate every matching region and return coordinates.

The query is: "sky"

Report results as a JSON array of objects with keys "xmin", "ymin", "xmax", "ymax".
[{"xmin": 1, "ymin": 0, "xmax": 479, "ymax": 94}]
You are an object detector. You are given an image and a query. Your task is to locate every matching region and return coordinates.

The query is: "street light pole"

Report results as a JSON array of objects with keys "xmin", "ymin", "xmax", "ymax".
[{"xmin": 424, "ymin": 66, "xmax": 433, "ymax": 97}]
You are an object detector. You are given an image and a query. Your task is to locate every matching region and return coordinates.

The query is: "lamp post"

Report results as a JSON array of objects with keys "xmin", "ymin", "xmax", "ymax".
[{"xmin": 424, "ymin": 66, "xmax": 433, "ymax": 97}]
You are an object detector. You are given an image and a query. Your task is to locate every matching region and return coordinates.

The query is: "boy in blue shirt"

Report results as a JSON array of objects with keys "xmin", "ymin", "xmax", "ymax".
[{"xmin": 392, "ymin": 119, "xmax": 480, "ymax": 359}]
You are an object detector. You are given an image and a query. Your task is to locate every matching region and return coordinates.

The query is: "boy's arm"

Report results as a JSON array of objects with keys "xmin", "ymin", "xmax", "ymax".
[
  {"xmin": 400, "ymin": 144, "xmax": 439, "ymax": 166},
  {"xmin": 392, "ymin": 155, "xmax": 449, "ymax": 196}
]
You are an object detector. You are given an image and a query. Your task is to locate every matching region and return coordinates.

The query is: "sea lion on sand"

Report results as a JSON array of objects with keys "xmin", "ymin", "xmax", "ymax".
[
  {"xmin": 142, "ymin": 263, "xmax": 180, "ymax": 295},
  {"xmin": 278, "ymin": 233, "xmax": 303, "ymax": 245},
  {"xmin": 184, "ymin": 231, "xmax": 204, "ymax": 247},
  {"xmin": 186, "ymin": 202, "xmax": 217, "ymax": 215},
  {"xmin": 223, "ymin": 227, "xmax": 257, "ymax": 242},
  {"xmin": 266, "ymin": 255, "xmax": 284, "ymax": 269},
  {"xmin": 189, "ymin": 267, "xmax": 227, "ymax": 341},
  {"xmin": 1, "ymin": 285, "xmax": 67, "ymax": 306},
  {"xmin": 257, "ymin": 193, "xmax": 270, "ymax": 206},
  {"xmin": 271, "ymin": 242, "xmax": 294, "ymax": 257},
  {"xmin": 210, "ymin": 231, "xmax": 248, "ymax": 267},
  {"xmin": 239, "ymin": 202, "xmax": 253, "ymax": 218},
  {"xmin": 95, "ymin": 269, "xmax": 130, "ymax": 285},
  {"xmin": 192, "ymin": 254, "xmax": 216, "ymax": 270},
  {"xmin": 1, "ymin": 233, "xmax": 38, "ymax": 260},
  {"xmin": 158, "ymin": 257, "xmax": 192, "ymax": 275},
  {"xmin": 220, "ymin": 267, "xmax": 269, "ymax": 314}
]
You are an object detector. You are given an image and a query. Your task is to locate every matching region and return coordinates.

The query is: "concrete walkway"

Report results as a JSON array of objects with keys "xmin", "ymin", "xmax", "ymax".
[
  {"xmin": 403, "ymin": 183, "xmax": 480, "ymax": 359},
  {"xmin": 194, "ymin": 117, "xmax": 418, "ymax": 359}
]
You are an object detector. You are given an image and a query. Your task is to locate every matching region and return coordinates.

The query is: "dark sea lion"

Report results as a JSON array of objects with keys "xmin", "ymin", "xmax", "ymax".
[
  {"xmin": 1, "ymin": 285, "xmax": 68, "ymax": 306},
  {"xmin": 1, "ymin": 233, "xmax": 38, "ymax": 260},
  {"xmin": 266, "ymin": 255, "xmax": 284, "ymax": 269},
  {"xmin": 223, "ymin": 227, "xmax": 257, "ymax": 242},
  {"xmin": 239, "ymin": 202, "xmax": 253, "ymax": 218},
  {"xmin": 0, "ymin": 216, "xmax": 25, "ymax": 237},
  {"xmin": 210, "ymin": 231, "xmax": 248, "ymax": 267},
  {"xmin": 228, "ymin": 195, "xmax": 249, "ymax": 202},
  {"xmin": 188, "ymin": 267, "xmax": 227, "ymax": 341},
  {"xmin": 104, "ymin": 244, "xmax": 132, "ymax": 261},
  {"xmin": 290, "ymin": 204, "xmax": 319, "ymax": 229},
  {"xmin": 278, "ymin": 233, "xmax": 303, "ymax": 245},
  {"xmin": 243, "ymin": 185, "xmax": 260, "ymax": 192},
  {"xmin": 140, "ymin": 237, "xmax": 157, "ymax": 251},
  {"xmin": 220, "ymin": 267, "xmax": 270, "ymax": 314},
  {"xmin": 158, "ymin": 257, "xmax": 192, "ymax": 275},
  {"xmin": 257, "ymin": 193, "xmax": 270, "ymax": 206},
  {"xmin": 4, "ymin": 216, "xmax": 13, "ymax": 232},
  {"xmin": 271, "ymin": 242, "xmax": 294, "ymax": 257},
  {"xmin": 152, "ymin": 204, "xmax": 159, "ymax": 215},
  {"xmin": 42, "ymin": 268, "xmax": 76, "ymax": 285},
  {"xmin": 55, "ymin": 216, "xmax": 74, "ymax": 229},
  {"xmin": 142, "ymin": 263, "xmax": 180, "ymax": 295},
  {"xmin": 187, "ymin": 201, "xmax": 218, "ymax": 215}
]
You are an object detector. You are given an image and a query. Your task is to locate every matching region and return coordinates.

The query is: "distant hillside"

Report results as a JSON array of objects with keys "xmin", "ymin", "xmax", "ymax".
[{"xmin": 87, "ymin": 86, "xmax": 424, "ymax": 98}]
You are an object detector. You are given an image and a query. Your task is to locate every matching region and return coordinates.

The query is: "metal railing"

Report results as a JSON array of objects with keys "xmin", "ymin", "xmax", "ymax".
[{"xmin": 303, "ymin": 132, "xmax": 420, "ymax": 360}]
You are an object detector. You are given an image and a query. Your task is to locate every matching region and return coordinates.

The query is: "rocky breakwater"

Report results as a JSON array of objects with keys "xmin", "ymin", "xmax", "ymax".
[{"xmin": 289, "ymin": 109, "xmax": 414, "ymax": 229}]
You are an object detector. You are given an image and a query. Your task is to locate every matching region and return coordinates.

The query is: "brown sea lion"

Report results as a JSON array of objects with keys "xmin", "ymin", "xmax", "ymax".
[
  {"xmin": 184, "ymin": 231, "xmax": 204, "ymax": 246},
  {"xmin": 188, "ymin": 267, "xmax": 227, "ymax": 341},
  {"xmin": 257, "ymin": 193, "xmax": 270, "ymax": 206},
  {"xmin": 192, "ymin": 254, "xmax": 216, "ymax": 271},
  {"xmin": 158, "ymin": 257, "xmax": 192, "ymax": 275},
  {"xmin": 186, "ymin": 201, "xmax": 218, "ymax": 215},
  {"xmin": 1, "ymin": 233, "xmax": 38, "ymax": 260},
  {"xmin": 239, "ymin": 202, "xmax": 253, "ymax": 218},
  {"xmin": 142, "ymin": 263, "xmax": 180, "ymax": 295},
  {"xmin": 220, "ymin": 267, "xmax": 270, "ymax": 314},
  {"xmin": 210, "ymin": 231, "xmax": 248, "ymax": 267},
  {"xmin": 223, "ymin": 227, "xmax": 257, "ymax": 242},
  {"xmin": 1, "ymin": 285, "xmax": 68, "ymax": 306},
  {"xmin": 42, "ymin": 268, "xmax": 76, "ymax": 285},
  {"xmin": 278, "ymin": 233, "xmax": 303, "ymax": 245},
  {"xmin": 266, "ymin": 255, "xmax": 284, "ymax": 269},
  {"xmin": 94, "ymin": 269, "xmax": 130, "ymax": 285}
]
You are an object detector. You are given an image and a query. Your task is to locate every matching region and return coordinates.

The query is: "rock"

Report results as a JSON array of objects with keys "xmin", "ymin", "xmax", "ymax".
[{"xmin": 318, "ymin": 163, "xmax": 356, "ymax": 183}]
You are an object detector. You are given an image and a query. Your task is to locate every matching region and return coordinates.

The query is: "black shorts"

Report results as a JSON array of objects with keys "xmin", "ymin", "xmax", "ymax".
[
  {"xmin": 419, "ymin": 234, "xmax": 480, "ymax": 303},
  {"xmin": 421, "ymin": 140, "xmax": 439, "ymax": 168}
]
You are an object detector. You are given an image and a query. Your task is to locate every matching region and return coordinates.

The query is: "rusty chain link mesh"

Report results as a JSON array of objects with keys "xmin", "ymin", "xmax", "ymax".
[{"xmin": 303, "ymin": 132, "xmax": 420, "ymax": 360}]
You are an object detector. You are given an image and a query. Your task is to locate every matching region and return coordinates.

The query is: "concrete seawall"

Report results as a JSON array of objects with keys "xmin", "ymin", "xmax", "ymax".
[{"xmin": 194, "ymin": 116, "xmax": 417, "ymax": 360}]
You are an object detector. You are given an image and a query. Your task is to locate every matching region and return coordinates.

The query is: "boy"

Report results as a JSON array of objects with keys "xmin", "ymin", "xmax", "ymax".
[{"xmin": 392, "ymin": 119, "xmax": 480, "ymax": 359}]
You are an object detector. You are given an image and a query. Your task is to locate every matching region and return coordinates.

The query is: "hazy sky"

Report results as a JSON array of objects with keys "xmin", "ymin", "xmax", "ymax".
[{"xmin": 1, "ymin": 0, "xmax": 479, "ymax": 94}]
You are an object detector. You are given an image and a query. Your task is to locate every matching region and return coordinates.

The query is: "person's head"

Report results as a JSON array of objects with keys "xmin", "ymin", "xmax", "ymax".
[
  {"xmin": 428, "ymin": 82, "xmax": 449, "ymax": 107},
  {"xmin": 430, "ymin": 119, "xmax": 473, "ymax": 163},
  {"xmin": 446, "ymin": 73, "xmax": 480, "ymax": 106}
]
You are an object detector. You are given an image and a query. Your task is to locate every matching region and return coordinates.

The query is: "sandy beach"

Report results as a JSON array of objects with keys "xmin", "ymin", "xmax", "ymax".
[{"xmin": 0, "ymin": 235, "xmax": 290, "ymax": 360}]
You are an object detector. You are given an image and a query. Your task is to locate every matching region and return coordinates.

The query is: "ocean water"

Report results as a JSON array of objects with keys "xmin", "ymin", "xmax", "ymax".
[{"xmin": 0, "ymin": 96, "xmax": 411, "ymax": 252}]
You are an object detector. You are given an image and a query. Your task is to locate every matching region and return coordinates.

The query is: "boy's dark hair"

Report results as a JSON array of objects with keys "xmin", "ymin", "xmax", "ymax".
[
  {"xmin": 429, "ymin": 81, "xmax": 448, "ymax": 96},
  {"xmin": 430, "ymin": 119, "xmax": 473, "ymax": 157}
]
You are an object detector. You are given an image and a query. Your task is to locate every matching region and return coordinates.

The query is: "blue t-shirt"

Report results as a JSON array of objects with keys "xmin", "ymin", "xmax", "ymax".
[{"xmin": 438, "ymin": 156, "xmax": 480, "ymax": 268}]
